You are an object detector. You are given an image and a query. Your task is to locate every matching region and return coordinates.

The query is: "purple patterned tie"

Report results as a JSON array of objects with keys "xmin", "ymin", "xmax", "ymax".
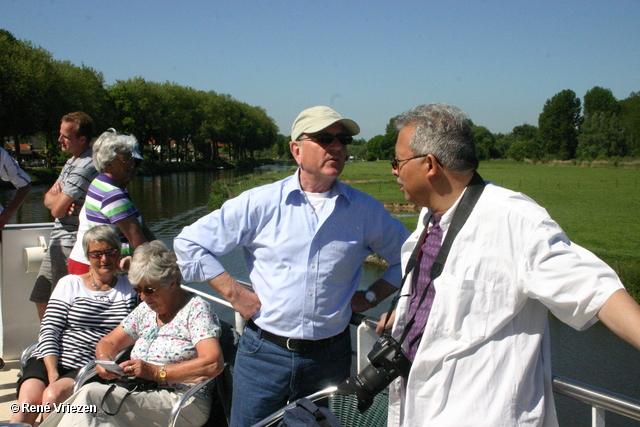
[{"xmin": 404, "ymin": 214, "xmax": 443, "ymax": 362}]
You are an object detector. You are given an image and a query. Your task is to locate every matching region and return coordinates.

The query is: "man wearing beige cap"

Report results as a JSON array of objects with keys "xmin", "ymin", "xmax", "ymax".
[{"xmin": 175, "ymin": 105, "xmax": 410, "ymax": 425}]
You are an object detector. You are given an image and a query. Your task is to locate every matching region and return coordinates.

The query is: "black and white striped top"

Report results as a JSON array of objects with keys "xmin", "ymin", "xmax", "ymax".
[{"xmin": 35, "ymin": 274, "xmax": 138, "ymax": 369}]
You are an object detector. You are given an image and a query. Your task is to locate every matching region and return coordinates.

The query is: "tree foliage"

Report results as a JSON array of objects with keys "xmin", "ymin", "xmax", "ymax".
[
  {"xmin": 576, "ymin": 112, "xmax": 627, "ymax": 158},
  {"xmin": 577, "ymin": 87, "xmax": 625, "ymax": 159},
  {"xmin": 4, "ymin": 30, "xmax": 640, "ymax": 167},
  {"xmin": 619, "ymin": 92, "xmax": 640, "ymax": 157},
  {"xmin": 472, "ymin": 125, "xmax": 500, "ymax": 160},
  {"xmin": 367, "ymin": 117, "xmax": 398, "ymax": 160},
  {"xmin": 0, "ymin": 30, "xmax": 54, "ymax": 164},
  {"xmin": 0, "ymin": 30, "xmax": 278, "ymax": 167},
  {"xmin": 583, "ymin": 86, "xmax": 621, "ymax": 118},
  {"xmin": 538, "ymin": 89, "xmax": 582, "ymax": 160},
  {"xmin": 503, "ymin": 124, "xmax": 541, "ymax": 161}
]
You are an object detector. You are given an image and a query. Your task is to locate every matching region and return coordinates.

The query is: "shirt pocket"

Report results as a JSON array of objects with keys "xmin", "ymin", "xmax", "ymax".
[
  {"xmin": 325, "ymin": 239, "xmax": 361, "ymax": 282},
  {"xmin": 432, "ymin": 273, "xmax": 495, "ymax": 342}
]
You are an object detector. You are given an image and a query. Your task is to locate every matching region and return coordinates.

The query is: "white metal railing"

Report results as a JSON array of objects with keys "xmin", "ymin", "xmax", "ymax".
[
  {"xmin": 551, "ymin": 375, "xmax": 640, "ymax": 427},
  {"xmin": 184, "ymin": 282, "xmax": 640, "ymax": 426}
]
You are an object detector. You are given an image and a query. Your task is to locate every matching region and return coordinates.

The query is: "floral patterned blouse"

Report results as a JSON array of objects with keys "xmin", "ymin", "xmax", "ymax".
[{"xmin": 122, "ymin": 293, "xmax": 221, "ymax": 393}]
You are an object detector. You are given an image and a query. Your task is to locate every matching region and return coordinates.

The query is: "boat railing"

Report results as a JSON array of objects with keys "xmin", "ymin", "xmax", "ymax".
[{"xmin": 182, "ymin": 282, "xmax": 640, "ymax": 427}]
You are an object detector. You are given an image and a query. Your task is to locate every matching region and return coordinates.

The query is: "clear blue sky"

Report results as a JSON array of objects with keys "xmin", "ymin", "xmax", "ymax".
[{"xmin": 2, "ymin": 0, "xmax": 639, "ymax": 140}]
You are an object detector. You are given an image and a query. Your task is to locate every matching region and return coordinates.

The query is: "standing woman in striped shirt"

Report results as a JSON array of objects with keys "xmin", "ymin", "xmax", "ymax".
[
  {"xmin": 68, "ymin": 129, "xmax": 155, "ymax": 275},
  {"xmin": 12, "ymin": 226, "xmax": 138, "ymax": 425}
]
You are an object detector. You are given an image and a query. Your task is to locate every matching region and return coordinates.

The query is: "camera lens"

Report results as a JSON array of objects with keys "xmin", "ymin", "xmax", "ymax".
[
  {"xmin": 337, "ymin": 335, "xmax": 411, "ymax": 412},
  {"xmin": 338, "ymin": 364, "xmax": 394, "ymax": 412}
]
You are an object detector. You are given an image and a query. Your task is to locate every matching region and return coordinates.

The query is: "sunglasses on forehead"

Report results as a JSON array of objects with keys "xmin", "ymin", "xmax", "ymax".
[
  {"xmin": 132, "ymin": 285, "xmax": 159, "ymax": 296},
  {"xmin": 87, "ymin": 248, "xmax": 119, "ymax": 259},
  {"xmin": 298, "ymin": 133, "xmax": 353, "ymax": 145}
]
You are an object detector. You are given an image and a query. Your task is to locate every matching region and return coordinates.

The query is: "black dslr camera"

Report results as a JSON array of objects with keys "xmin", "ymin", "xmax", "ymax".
[{"xmin": 337, "ymin": 334, "xmax": 411, "ymax": 412}]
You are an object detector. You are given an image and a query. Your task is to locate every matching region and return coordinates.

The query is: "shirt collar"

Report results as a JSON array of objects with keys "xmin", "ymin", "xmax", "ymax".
[
  {"xmin": 98, "ymin": 172, "xmax": 122, "ymax": 189},
  {"xmin": 71, "ymin": 146, "xmax": 93, "ymax": 162},
  {"xmin": 428, "ymin": 185, "xmax": 472, "ymax": 233},
  {"xmin": 79, "ymin": 147, "xmax": 93, "ymax": 159},
  {"xmin": 284, "ymin": 168, "xmax": 351, "ymax": 204}
]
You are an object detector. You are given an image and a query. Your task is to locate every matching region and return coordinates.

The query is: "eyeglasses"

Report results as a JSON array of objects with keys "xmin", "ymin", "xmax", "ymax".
[
  {"xmin": 390, "ymin": 154, "xmax": 429, "ymax": 171},
  {"xmin": 116, "ymin": 153, "xmax": 135, "ymax": 163},
  {"xmin": 87, "ymin": 248, "xmax": 119, "ymax": 259},
  {"xmin": 115, "ymin": 153, "xmax": 142, "ymax": 167},
  {"xmin": 133, "ymin": 285, "xmax": 160, "ymax": 296},
  {"xmin": 298, "ymin": 133, "xmax": 353, "ymax": 146}
]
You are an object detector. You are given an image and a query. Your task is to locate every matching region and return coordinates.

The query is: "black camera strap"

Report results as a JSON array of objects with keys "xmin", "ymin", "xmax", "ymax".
[{"xmin": 382, "ymin": 172, "xmax": 486, "ymax": 340}]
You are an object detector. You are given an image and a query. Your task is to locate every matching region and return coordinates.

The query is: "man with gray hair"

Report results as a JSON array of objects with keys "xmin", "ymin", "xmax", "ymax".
[
  {"xmin": 383, "ymin": 103, "xmax": 640, "ymax": 426},
  {"xmin": 175, "ymin": 105, "xmax": 410, "ymax": 426}
]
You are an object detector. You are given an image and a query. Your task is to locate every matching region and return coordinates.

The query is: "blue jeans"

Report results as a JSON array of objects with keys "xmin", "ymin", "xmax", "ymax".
[{"xmin": 230, "ymin": 324, "xmax": 352, "ymax": 427}]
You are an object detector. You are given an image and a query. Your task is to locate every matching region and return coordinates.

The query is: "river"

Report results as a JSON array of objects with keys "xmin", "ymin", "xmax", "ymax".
[{"xmin": 2, "ymin": 166, "xmax": 639, "ymax": 425}]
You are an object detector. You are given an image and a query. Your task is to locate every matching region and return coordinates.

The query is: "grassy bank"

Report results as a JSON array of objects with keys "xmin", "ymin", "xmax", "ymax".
[{"xmin": 220, "ymin": 160, "xmax": 640, "ymax": 298}]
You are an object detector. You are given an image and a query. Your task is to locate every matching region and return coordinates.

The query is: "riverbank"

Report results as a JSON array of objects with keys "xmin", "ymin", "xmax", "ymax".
[
  {"xmin": 1, "ymin": 157, "xmax": 276, "ymax": 190},
  {"xmin": 213, "ymin": 160, "xmax": 640, "ymax": 299}
]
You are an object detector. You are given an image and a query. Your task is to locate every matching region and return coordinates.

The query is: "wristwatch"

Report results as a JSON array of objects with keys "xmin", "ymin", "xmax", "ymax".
[
  {"xmin": 364, "ymin": 288, "xmax": 378, "ymax": 307},
  {"xmin": 158, "ymin": 365, "xmax": 167, "ymax": 381}
]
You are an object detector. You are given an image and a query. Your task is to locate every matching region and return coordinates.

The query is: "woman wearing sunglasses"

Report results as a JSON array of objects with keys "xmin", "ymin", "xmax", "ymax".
[
  {"xmin": 41, "ymin": 240, "xmax": 224, "ymax": 427},
  {"xmin": 12, "ymin": 226, "xmax": 137, "ymax": 426}
]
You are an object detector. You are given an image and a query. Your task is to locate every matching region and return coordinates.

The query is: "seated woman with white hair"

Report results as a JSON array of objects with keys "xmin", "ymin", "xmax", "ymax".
[{"xmin": 40, "ymin": 240, "xmax": 224, "ymax": 427}]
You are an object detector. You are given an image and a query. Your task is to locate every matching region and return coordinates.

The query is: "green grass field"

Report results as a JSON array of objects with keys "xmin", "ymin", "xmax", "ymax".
[{"xmin": 226, "ymin": 160, "xmax": 640, "ymax": 297}]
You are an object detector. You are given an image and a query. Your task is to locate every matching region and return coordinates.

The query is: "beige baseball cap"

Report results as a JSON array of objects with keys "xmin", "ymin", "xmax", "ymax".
[{"xmin": 291, "ymin": 106, "xmax": 360, "ymax": 141}]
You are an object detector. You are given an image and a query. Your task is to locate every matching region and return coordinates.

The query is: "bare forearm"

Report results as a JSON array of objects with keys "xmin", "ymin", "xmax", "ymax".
[
  {"xmin": 117, "ymin": 217, "xmax": 149, "ymax": 249},
  {"xmin": 95, "ymin": 338, "xmax": 119, "ymax": 361},
  {"xmin": 352, "ymin": 278, "xmax": 398, "ymax": 313},
  {"xmin": 95, "ymin": 326, "xmax": 135, "ymax": 360},
  {"xmin": 0, "ymin": 183, "xmax": 30, "ymax": 223},
  {"xmin": 43, "ymin": 355, "xmax": 59, "ymax": 377},
  {"xmin": 159, "ymin": 357, "xmax": 223, "ymax": 383},
  {"xmin": 597, "ymin": 289, "xmax": 640, "ymax": 350},
  {"xmin": 142, "ymin": 224, "xmax": 156, "ymax": 241},
  {"xmin": 369, "ymin": 278, "xmax": 398, "ymax": 302},
  {"xmin": 43, "ymin": 183, "xmax": 58, "ymax": 210},
  {"xmin": 123, "ymin": 338, "xmax": 224, "ymax": 383},
  {"xmin": 207, "ymin": 272, "xmax": 260, "ymax": 320}
]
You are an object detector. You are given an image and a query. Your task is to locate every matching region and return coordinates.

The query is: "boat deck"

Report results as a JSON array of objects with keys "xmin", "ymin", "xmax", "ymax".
[{"xmin": 0, "ymin": 359, "xmax": 20, "ymax": 423}]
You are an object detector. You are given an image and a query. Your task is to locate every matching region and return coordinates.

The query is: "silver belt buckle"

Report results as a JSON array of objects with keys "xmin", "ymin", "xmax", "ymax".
[{"xmin": 286, "ymin": 338, "xmax": 295, "ymax": 351}]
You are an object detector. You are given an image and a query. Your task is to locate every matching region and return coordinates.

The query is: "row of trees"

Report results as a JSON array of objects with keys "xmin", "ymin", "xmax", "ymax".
[
  {"xmin": 1, "ymin": 30, "xmax": 278, "ymax": 167},
  {"xmin": 365, "ymin": 88, "xmax": 640, "ymax": 163},
  {"xmin": 3, "ymin": 30, "xmax": 638, "ymax": 167}
]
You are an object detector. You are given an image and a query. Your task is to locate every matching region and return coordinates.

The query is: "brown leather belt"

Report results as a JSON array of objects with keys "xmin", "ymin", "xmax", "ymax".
[{"xmin": 247, "ymin": 319, "xmax": 348, "ymax": 352}]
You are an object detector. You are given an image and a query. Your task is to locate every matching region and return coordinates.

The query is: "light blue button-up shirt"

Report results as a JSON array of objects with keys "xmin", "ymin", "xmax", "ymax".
[{"xmin": 175, "ymin": 169, "xmax": 410, "ymax": 340}]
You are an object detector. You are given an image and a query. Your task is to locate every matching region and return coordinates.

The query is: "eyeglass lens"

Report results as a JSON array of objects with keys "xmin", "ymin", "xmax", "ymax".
[
  {"xmin": 312, "ymin": 133, "xmax": 353, "ymax": 145},
  {"xmin": 88, "ymin": 248, "xmax": 119, "ymax": 259},
  {"xmin": 133, "ymin": 286, "xmax": 158, "ymax": 295}
]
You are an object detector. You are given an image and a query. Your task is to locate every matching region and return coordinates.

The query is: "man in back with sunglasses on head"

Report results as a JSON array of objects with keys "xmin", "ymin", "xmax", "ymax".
[{"xmin": 175, "ymin": 105, "xmax": 410, "ymax": 426}]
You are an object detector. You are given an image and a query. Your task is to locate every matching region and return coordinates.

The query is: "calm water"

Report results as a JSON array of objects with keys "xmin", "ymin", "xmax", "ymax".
[{"xmin": 2, "ymin": 167, "xmax": 640, "ymax": 425}]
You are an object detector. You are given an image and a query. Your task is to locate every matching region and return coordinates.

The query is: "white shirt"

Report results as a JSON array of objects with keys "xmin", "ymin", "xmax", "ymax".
[
  {"xmin": 388, "ymin": 182, "xmax": 623, "ymax": 427},
  {"xmin": 0, "ymin": 147, "xmax": 31, "ymax": 213}
]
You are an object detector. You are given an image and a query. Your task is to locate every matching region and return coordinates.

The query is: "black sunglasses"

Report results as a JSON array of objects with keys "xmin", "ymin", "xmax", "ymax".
[
  {"xmin": 298, "ymin": 133, "xmax": 353, "ymax": 145},
  {"xmin": 87, "ymin": 248, "xmax": 119, "ymax": 259},
  {"xmin": 132, "ymin": 285, "xmax": 160, "ymax": 296}
]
